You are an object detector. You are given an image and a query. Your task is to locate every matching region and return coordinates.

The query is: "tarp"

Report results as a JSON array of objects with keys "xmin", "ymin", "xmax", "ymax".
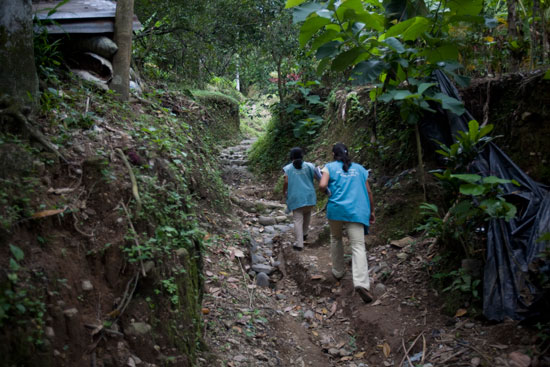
[{"xmin": 420, "ymin": 70, "xmax": 550, "ymax": 321}]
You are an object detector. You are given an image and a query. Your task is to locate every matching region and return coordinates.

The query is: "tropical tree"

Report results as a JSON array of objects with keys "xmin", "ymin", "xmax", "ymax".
[
  {"xmin": 0, "ymin": 0, "xmax": 38, "ymax": 107},
  {"xmin": 285, "ymin": 0, "xmax": 488, "ymax": 197},
  {"xmin": 111, "ymin": 0, "xmax": 135, "ymax": 101}
]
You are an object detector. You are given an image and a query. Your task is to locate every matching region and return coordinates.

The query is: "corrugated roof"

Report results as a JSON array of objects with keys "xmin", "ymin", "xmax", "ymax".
[{"xmin": 33, "ymin": 0, "xmax": 142, "ymax": 34}]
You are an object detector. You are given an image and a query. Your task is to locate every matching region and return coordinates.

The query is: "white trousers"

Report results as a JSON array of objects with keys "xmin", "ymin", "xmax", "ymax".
[
  {"xmin": 329, "ymin": 220, "xmax": 370, "ymax": 290},
  {"xmin": 292, "ymin": 206, "xmax": 313, "ymax": 249}
]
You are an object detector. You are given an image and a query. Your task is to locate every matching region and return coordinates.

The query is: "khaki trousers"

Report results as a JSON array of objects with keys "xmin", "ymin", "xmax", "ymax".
[
  {"xmin": 329, "ymin": 220, "xmax": 370, "ymax": 290},
  {"xmin": 292, "ymin": 206, "xmax": 313, "ymax": 249}
]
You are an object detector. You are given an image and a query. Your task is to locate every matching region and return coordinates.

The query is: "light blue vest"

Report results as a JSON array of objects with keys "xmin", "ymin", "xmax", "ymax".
[
  {"xmin": 325, "ymin": 161, "xmax": 371, "ymax": 229},
  {"xmin": 283, "ymin": 161, "xmax": 316, "ymax": 211}
]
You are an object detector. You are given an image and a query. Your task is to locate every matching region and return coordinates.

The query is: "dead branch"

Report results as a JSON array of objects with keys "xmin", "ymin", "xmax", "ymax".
[
  {"xmin": 237, "ymin": 257, "xmax": 254, "ymax": 308},
  {"xmin": 120, "ymin": 201, "xmax": 146, "ymax": 277},
  {"xmin": 116, "ymin": 148, "xmax": 142, "ymax": 212},
  {"xmin": 115, "ymin": 272, "xmax": 140, "ymax": 320},
  {"xmin": 399, "ymin": 332, "xmax": 424, "ymax": 367},
  {"xmin": 0, "ymin": 104, "xmax": 68, "ymax": 164}
]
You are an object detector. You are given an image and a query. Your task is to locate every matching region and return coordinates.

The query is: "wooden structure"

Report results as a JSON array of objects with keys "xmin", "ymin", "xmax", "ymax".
[{"xmin": 33, "ymin": 0, "xmax": 141, "ymax": 34}]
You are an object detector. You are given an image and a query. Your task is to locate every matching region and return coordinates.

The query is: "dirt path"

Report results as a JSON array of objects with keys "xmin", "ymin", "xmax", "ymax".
[{"xmin": 198, "ymin": 138, "xmax": 543, "ymax": 367}]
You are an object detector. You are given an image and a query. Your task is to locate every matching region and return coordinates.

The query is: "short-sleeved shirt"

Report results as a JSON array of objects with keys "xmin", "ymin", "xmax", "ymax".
[
  {"xmin": 283, "ymin": 161, "xmax": 317, "ymax": 211},
  {"xmin": 323, "ymin": 161, "xmax": 371, "ymax": 228}
]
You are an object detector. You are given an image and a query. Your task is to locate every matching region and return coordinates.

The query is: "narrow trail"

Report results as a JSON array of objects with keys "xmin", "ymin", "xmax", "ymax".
[{"xmin": 198, "ymin": 138, "xmax": 538, "ymax": 367}]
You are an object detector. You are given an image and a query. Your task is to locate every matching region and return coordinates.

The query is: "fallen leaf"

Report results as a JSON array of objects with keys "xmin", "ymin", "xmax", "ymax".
[
  {"xmin": 48, "ymin": 187, "xmax": 76, "ymax": 194},
  {"xmin": 201, "ymin": 308, "xmax": 210, "ymax": 315},
  {"xmin": 232, "ymin": 326, "xmax": 242, "ymax": 333},
  {"xmin": 321, "ymin": 308, "xmax": 328, "ymax": 314},
  {"xmin": 206, "ymin": 271, "xmax": 214, "ymax": 277},
  {"xmin": 219, "ymin": 271, "xmax": 229, "ymax": 276},
  {"xmin": 31, "ymin": 208, "xmax": 66, "ymax": 218},
  {"xmin": 328, "ymin": 302, "xmax": 337, "ymax": 318},
  {"xmin": 455, "ymin": 308, "xmax": 467, "ymax": 317},
  {"xmin": 390, "ymin": 236, "xmax": 415, "ymax": 248},
  {"xmin": 340, "ymin": 356, "xmax": 353, "ymax": 361},
  {"xmin": 310, "ymin": 274, "xmax": 323, "ymax": 280},
  {"xmin": 489, "ymin": 343, "xmax": 508, "ymax": 350},
  {"xmin": 91, "ymin": 324, "xmax": 103, "ymax": 336},
  {"xmin": 354, "ymin": 351, "xmax": 366, "ymax": 358},
  {"xmin": 203, "ymin": 233, "xmax": 211, "ymax": 241},
  {"xmin": 312, "ymin": 331, "xmax": 318, "ymax": 337},
  {"xmin": 227, "ymin": 277, "xmax": 239, "ymax": 283},
  {"xmin": 382, "ymin": 342, "xmax": 391, "ymax": 358},
  {"xmin": 315, "ymin": 313, "xmax": 323, "ymax": 321}
]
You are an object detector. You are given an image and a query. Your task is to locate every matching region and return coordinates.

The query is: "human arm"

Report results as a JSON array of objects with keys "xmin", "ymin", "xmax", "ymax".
[
  {"xmin": 366, "ymin": 180, "xmax": 375, "ymax": 224},
  {"xmin": 319, "ymin": 171, "xmax": 329, "ymax": 192},
  {"xmin": 282, "ymin": 175, "xmax": 288, "ymax": 201}
]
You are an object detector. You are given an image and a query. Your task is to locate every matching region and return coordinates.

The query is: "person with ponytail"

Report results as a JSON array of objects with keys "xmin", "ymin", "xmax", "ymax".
[
  {"xmin": 282, "ymin": 147, "xmax": 319, "ymax": 251},
  {"xmin": 319, "ymin": 143, "xmax": 375, "ymax": 303}
]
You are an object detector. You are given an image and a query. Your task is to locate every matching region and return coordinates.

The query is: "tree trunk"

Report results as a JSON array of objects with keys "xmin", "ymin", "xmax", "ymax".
[
  {"xmin": 274, "ymin": 53, "xmax": 286, "ymax": 125},
  {"xmin": 542, "ymin": 6, "xmax": 549, "ymax": 63},
  {"xmin": 0, "ymin": 0, "xmax": 38, "ymax": 108},
  {"xmin": 507, "ymin": 0, "xmax": 521, "ymax": 71},
  {"xmin": 530, "ymin": 0, "xmax": 540, "ymax": 69},
  {"xmin": 110, "ymin": 0, "xmax": 135, "ymax": 101}
]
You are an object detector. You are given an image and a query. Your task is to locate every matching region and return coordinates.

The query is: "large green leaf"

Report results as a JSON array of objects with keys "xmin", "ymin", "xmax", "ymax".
[
  {"xmin": 317, "ymin": 58, "xmax": 331, "ymax": 74},
  {"xmin": 336, "ymin": 0, "xmax": 364, "ymax": 14},
  {"xmin": 10, "ymin": 244, "xmax": 24, "ymax": 261},
  {"xmin": 384, "ymin": 16, "xmax": 431, "ymax": 41},
  {"xmin": 482, "ymin": 176, "xmax": 513, "ymax": 185},
  {"xmin": 356, "ymin": 12, "xmax": 385, "ymax": 31},
  {"xmin": 310, "ymin": 29, "xmax": 341, "ymax": 52},
  {"xmin": 418, "ymin": 82, "xmax": 436, "ymax": 94},
  {"xmin": 383, "ymin": 0, "xmax": 429, "ymax": 21},
  {"xmin": 300, "ymin": 16, "xmax": 331, "ymax": 47},
  {"xmin": 293, "ymin": 3, "xmax": 326, "ymax": 23},
  {"xmin": 421, "ymin": 44, "xmax": 459, "ymax": 63},
  {"xmin": 384, "ymin": 37, "xmax": 405, "ymax": 53},
  {"xmin": 316, "ymin": 41, "xmax": 341, "ymax": 59},
  {"xmin": 351, "ymin": 60, "xmax": 387, "ymax": 84},
  {"xmin": 451, "ymin": 173, "xmax": 481, "ymax": 183},
  {"xmin": 331, "ymin": 47, "xmax": 365, "ymax": 71},
  {"xmin": 285, "ymin": 0, "xmax": 307, "ymax": 8},
  {"xmin": 432, "ymin": 93, "xmax": 465, "ymax": 115},
  {"xmin": 459, "ymin": 183, "xmax": 485, "ymax": 196},
  {"xmin": 446, "ymin": 0, "xmax": 482, "ymax": 16}
]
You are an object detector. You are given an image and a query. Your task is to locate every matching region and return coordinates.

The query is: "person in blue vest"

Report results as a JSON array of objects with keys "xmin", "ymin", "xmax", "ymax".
[
  {"xmin": 319, "ymin": 143, "xmax": 375, "ymax": 303},
  {"xmin": 282, "ymin": 147, "xmax": 319, "ymax": 251}
]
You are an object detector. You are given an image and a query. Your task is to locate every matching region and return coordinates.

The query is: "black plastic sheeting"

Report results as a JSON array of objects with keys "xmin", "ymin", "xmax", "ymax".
[{"xmin": 419, "ymin": 70, "xmax": 550, "ymax": 321}]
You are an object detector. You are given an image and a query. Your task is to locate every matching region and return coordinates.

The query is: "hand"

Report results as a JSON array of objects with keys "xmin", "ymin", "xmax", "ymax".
[{"xmin": 369, "ymin": 212, "xmax": 376, "ymax": 224}]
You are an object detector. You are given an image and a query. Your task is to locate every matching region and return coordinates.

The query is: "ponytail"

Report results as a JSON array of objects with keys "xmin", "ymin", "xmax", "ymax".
[
  {"xmin": 332, "ymin": 143, "xmax": 351, "ymax": 172},
  {"xmin": 290, "ymin": 147, "xmax": 304, "ymax": 169}
]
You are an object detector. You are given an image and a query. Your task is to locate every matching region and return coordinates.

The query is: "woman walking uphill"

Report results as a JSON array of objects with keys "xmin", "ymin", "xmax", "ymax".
[
  {"xmin": 283, "ymin": 147, "xmax": 318, "ymax": 251},
  {"xmin": 319, "ymin": 143, "xmax": 375, "ymax": 303}
]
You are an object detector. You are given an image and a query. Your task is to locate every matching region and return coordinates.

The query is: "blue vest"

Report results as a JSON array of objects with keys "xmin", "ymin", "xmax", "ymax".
[
  {"xmin": 325, "ymin": 161, "xmax": 371, "ymax": 228},
  {"xmin": 283, "ymin": 161, "xmax": 317, "ymax": 211}
]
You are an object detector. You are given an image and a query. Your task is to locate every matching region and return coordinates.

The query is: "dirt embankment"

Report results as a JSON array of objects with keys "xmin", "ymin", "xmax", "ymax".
[{"xmin": 0, "ymin": 84, "xmax": 240, "ymax": 366}]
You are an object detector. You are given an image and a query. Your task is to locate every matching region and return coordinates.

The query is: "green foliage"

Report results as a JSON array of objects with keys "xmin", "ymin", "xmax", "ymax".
[
  {"xmin": 434, "ymin": 268, "xmax": 481, "ymax": 299},
  {"xmin": 286, "ymin": 80, "xmax": 326, "ymax": 137},
  {"xmin": 0, "ymin": 245, "xmax": 46, "ymax": 345},
  {"xmin": 418, "ymin": 121, "xmax": 518, "ymax": 257},
  {"xmin": 286, "ymin": 0, "xmax": 477, "ymax": 123},
  {"xmin": 435, "ymin": 120, "xmax": 497, "ymax": 171},
  {"xmin": 248, "ymin": 109, "xmax": 311, "ymax": 174}
]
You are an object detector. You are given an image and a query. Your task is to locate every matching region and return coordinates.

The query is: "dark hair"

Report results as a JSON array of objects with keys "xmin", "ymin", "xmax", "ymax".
[
  {"xmin": 290, "ymin": 147, "xmax": 304, "ymax": 169},
  {"xmin": 332, "ymin": 143, "xmax": 351, "ymax": 172}
]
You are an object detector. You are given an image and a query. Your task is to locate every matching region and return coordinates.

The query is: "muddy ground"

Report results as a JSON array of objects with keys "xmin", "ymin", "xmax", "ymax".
[{"xmin": 197, "ymin": 138, "xmax": 548, "ymax": 367}]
